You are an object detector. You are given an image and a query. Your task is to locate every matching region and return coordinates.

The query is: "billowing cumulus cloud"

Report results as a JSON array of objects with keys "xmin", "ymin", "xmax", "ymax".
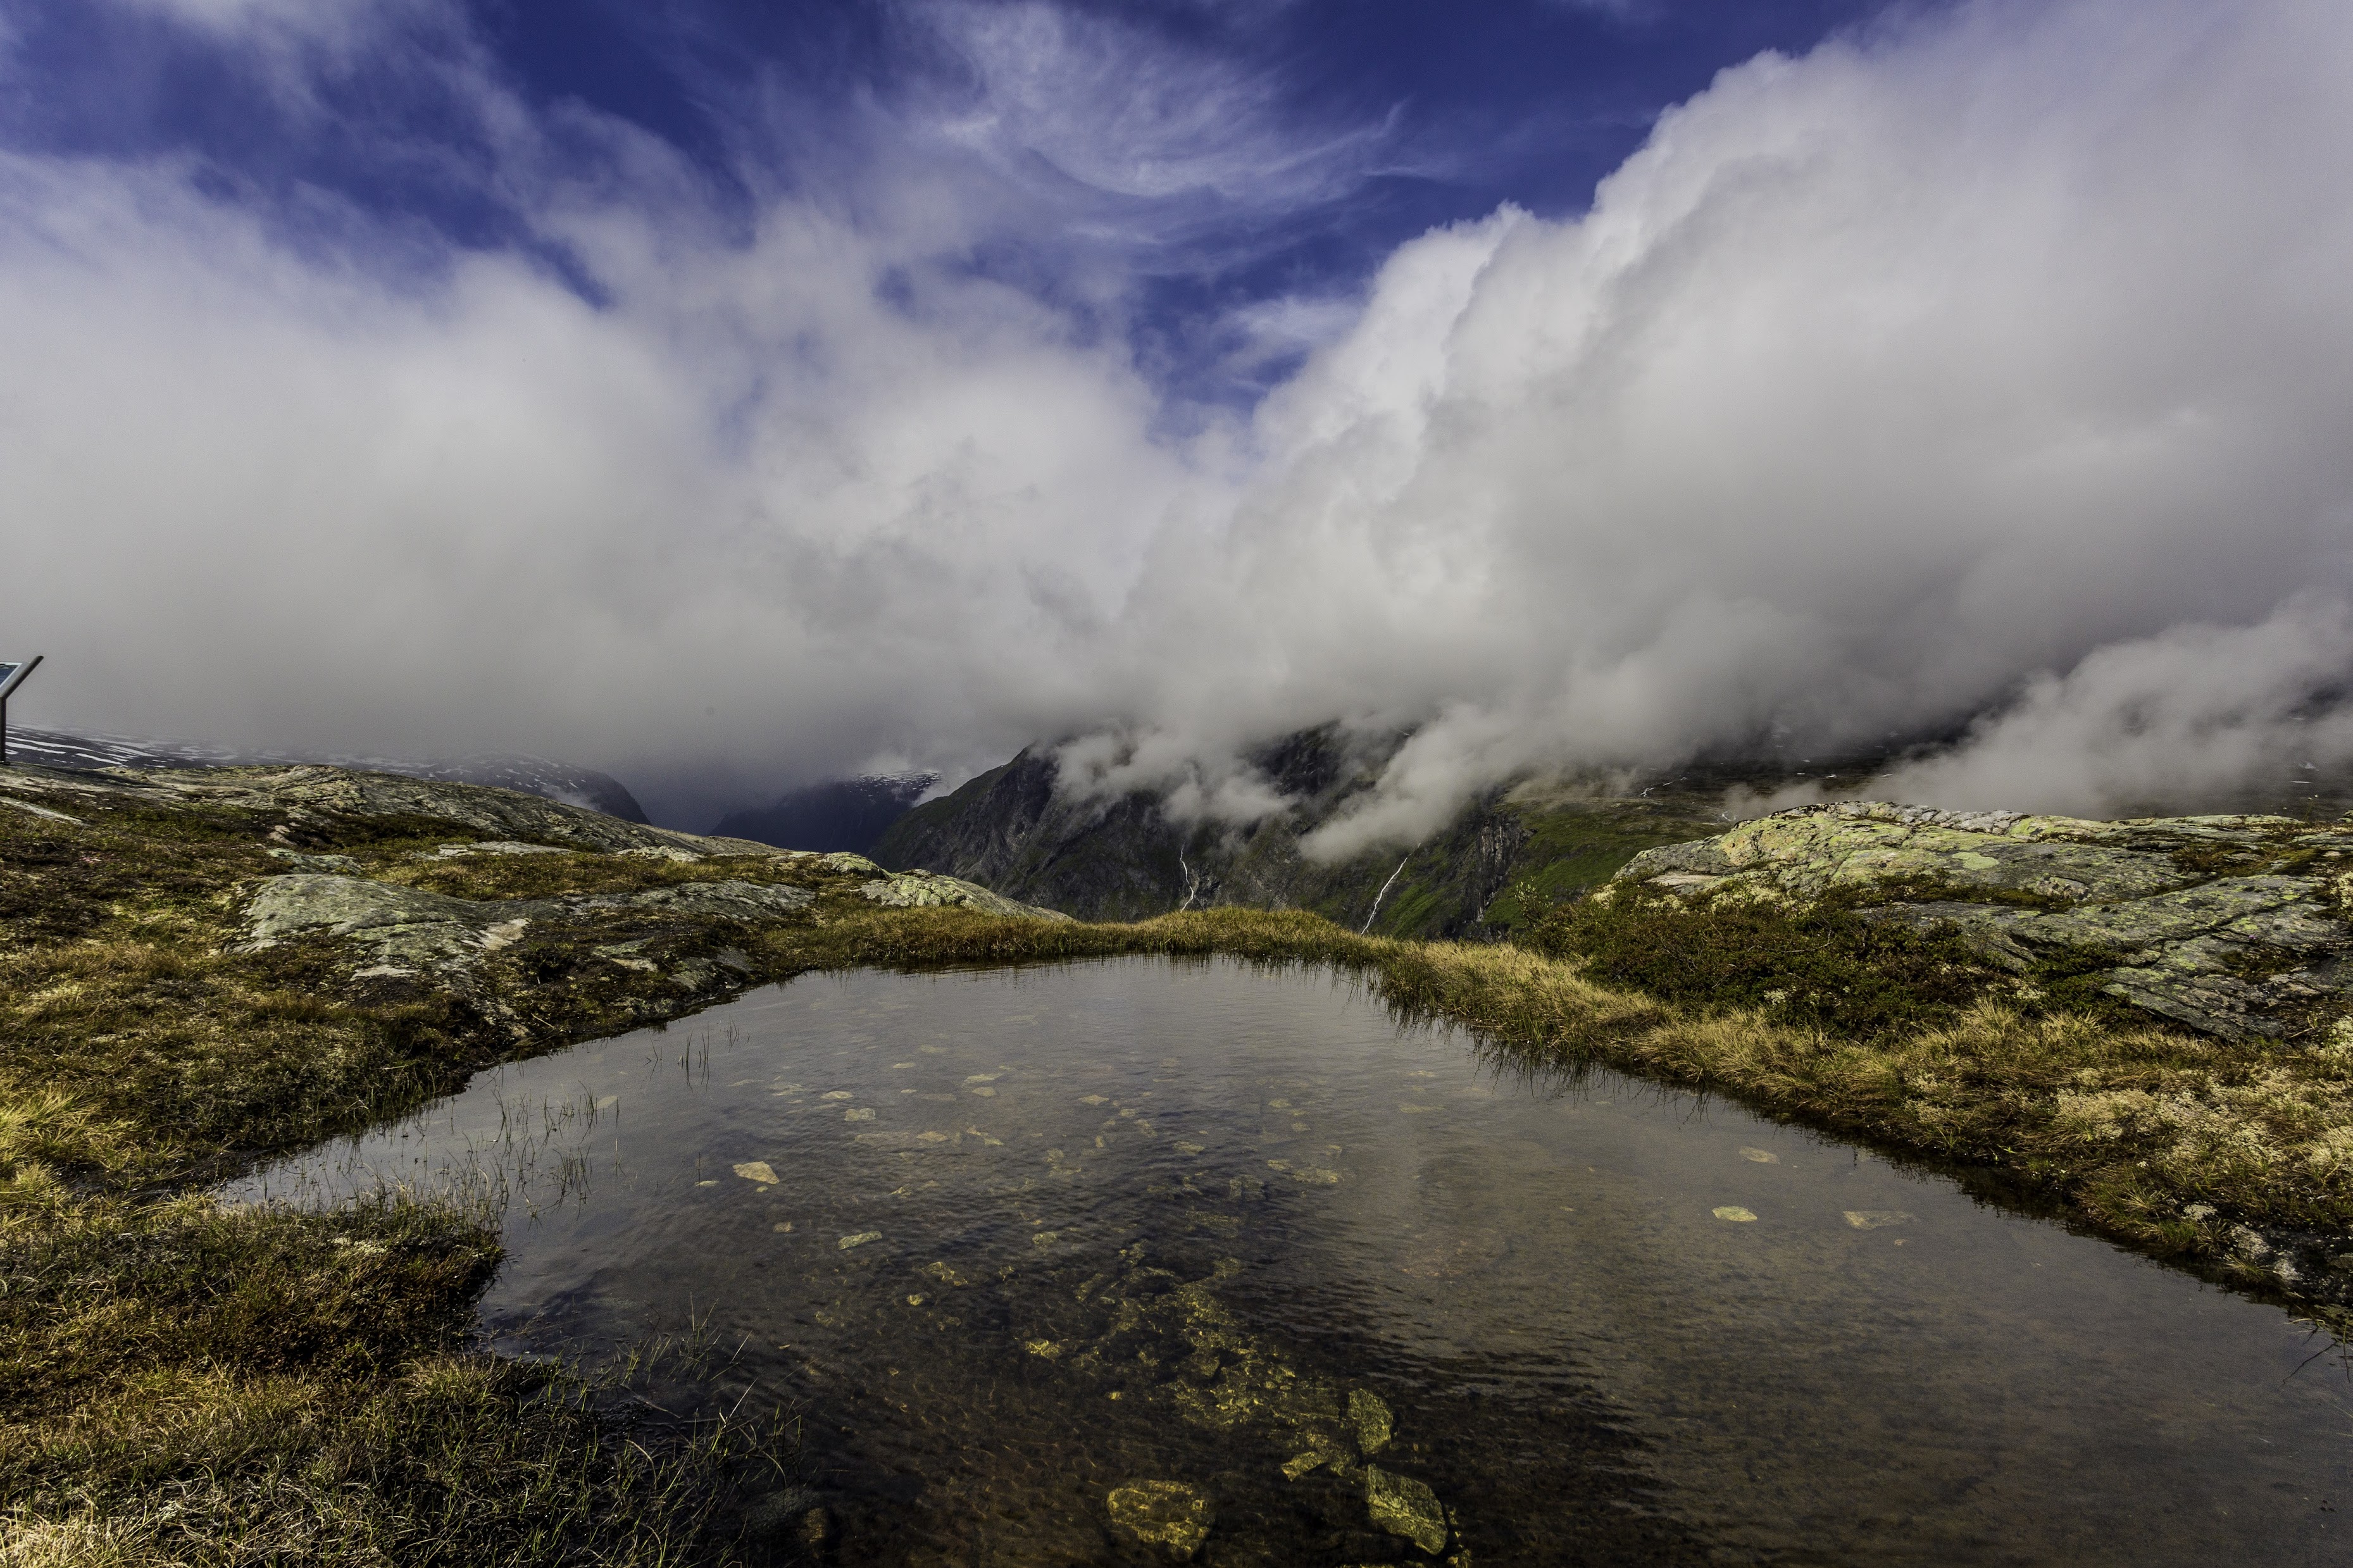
[
  {"xmin": 3, "ymin": 0, "xmax": 2350, "ymax": 833},
  {"xmin": 1871, "ymin": 599, "xmax": 2353, "ymax": 819},
  {"xmin": 1086, "ymin": 0, "xmax": 2353, "ymax": 850}
]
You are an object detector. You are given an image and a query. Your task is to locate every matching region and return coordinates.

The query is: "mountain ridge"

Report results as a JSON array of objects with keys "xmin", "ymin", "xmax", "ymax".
[{"xmin": 7, "ymin": 725, "xmax": 649, "ymax": 823}]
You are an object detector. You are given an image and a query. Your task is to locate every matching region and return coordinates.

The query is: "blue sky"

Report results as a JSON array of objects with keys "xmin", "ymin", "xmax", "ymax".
[
  {"xmin": 5, "ymin": 1, "xmax": 2350, "ymax": 834},
  {"xmin": 4, "ymin": 0, "xmax": 1909, "ymax": 407}
]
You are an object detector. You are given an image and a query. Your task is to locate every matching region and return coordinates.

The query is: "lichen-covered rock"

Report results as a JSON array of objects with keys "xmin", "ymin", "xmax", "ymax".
[
  {"xmin": 1615, "ymin": 802, "xmax": 2353, "ymax": 1042},
  {"xmin": 238, "ymin": 874, "xmax": 549, "ymax": 986},
  {"xmin": 238, "ymin": 874, "xmax": 814, "ymax": 991},
  {"xmin": 581, "ymin": 880, "xmax": 815, "ymax": 920},
  {"xmin": 265, "ymin": 847, "xmax": 359, "ymax": 873},
  {"xmin": 857, "ymin": 870, "xmax": 1070, "ymax": 921},
  {"xmin": 1620, "ymin": 800, "xmax": 2209, "ymax": 903},
  {"xmin": 420, "ymin": 840, "xmax": 571, "ymax": 859}
]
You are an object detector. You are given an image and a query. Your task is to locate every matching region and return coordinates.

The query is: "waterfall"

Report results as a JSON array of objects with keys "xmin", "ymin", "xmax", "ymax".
[{"xmin": 1361, "ymin": 853, "xmax": 1412, "ymax": 934}]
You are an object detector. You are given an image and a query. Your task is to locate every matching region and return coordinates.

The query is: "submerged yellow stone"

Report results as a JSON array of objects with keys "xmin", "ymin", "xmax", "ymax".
[
  {"xmin": 1347, "ymin": 1388, "xmax": 1394, "ymax": 1454},
  {"xmin": 1366, "ymin": 1465, "xmax": 1447, "ymax": 1554},
  {"xmin": 1106, "ymin": 1479, "xmax": 1215, "ymax": 1559}
]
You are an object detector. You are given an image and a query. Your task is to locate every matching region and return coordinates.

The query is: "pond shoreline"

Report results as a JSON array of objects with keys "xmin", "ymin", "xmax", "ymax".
[{"xmin": 4, "ymin": 762, "xmax": 2349, "ymax": 1562}]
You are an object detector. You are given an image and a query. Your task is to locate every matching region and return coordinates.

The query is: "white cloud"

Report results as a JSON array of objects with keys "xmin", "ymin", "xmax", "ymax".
[
  {"xmin": 919, "ymin": 0, "xmax": 1388, "ymax": 216},
  {"xmin": 0, "ymin": 149, "xmax": 1187, "ymax": 819},
  {"xmin": 106, "ymin": 0, "xmax": 449, "ymax": 77},
  {"xmin": 1088, "ymin": 0, "xmax": 2353, "ymax": 848},
  {"xmin": 1871, "ymin": 598, "xmax": 2353, "ymax": 818},
  {"xmin": 6, "ymin": 0, "xmax": 2353, "ymax": 837}
]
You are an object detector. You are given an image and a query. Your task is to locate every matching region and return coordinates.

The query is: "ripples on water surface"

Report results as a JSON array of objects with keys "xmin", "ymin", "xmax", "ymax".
[{"xmin": 232, "ymin": 957, "xmax": 2351, "ymax": 1565}]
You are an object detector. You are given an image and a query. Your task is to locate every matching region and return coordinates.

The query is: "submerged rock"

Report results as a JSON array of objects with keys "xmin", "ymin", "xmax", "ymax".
[
  {"xmin": 1347, "ymin": 1388, "xmax": 1394, "ymax": 1455},
  {"xmin": 1366, "ymin": 1465, "xmax": 1448, "ymax": 1554},
  {"xmin": 1614, "ymin": 801, "xmax": 2353, "ymax": 1042},
  {"xmin": 1105, "ymin": 1479, "xmax": 1215, "ymax": 1560}
]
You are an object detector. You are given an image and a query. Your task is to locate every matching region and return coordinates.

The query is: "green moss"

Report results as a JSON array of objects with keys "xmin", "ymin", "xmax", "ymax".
[
  {"xmin": 1373, "ymin": 876, "xmax": 1444, "ymax": 937},
  {"xmin": 1478, "ymin": 797, "xmax": 1730, "ymax": 929}
]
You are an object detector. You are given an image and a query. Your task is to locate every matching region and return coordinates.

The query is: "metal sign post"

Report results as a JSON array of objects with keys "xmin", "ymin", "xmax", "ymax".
[{"xmin": 0, "ymin": 655, "xmax": 43, "ymax": 766}]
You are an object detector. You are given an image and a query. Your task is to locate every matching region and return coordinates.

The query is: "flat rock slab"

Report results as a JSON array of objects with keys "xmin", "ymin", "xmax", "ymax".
[
  {"xmin": 1616, "ymin": 801, "xmax": 2353, "ymax": 1042},
  {"xmin": 239, "ymin": 874, "xmax": 549, "ymax": 983},
  {"xmin": 238, "ymin": 874, "xmax": 815, "ymax": 991}
]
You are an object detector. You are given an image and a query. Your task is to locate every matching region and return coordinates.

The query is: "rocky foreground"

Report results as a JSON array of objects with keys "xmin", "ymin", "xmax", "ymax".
[
  {"xmin": 4, "ymin": 761, "xmax": 1063, "ymax": 1038},
  {"xmin": 6, "ymin": 760, "xmax": 2353, "ymax": 1562},
  {"xmin": 1616, "ymin": 801, "xmax": 2353, "ymax": 1045}
]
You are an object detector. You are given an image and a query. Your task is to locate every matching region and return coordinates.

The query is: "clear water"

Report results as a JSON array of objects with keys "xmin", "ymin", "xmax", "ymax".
[{"xmin": 230, "ymin": 958, "xmax": 2352, "ymax": 1565}]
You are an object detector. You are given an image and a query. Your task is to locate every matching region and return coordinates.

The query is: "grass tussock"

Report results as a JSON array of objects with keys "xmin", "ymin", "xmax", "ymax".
[
  {"xmin": 0, "ymin": 1190, "xmax": 785, "ymax": 1566},
  {"xmin": 1, "ymin": 1354, "xmax": 778, "ymax": 1568}
]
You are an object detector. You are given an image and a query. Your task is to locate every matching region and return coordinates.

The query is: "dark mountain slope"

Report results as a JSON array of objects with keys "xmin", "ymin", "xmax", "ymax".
[
  {"xmin": 874, "ymin": 728, "xmax": 1746, "ymax": 937},
  {"xmin": 712, "ymin": 773, "xmax": 937, "ymax": 854}
]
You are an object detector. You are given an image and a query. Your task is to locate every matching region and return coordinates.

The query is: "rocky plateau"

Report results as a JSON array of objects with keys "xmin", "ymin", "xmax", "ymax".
[{"xmin": 1615, "ymin": 800, "xmax": 2353, "ymax": 1043}]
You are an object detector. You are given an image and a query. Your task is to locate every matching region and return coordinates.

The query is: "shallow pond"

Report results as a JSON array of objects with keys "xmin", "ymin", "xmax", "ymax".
[{"xmin": 232, "ymin": 958, "xmax": 2350, "ymax": 1565}]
